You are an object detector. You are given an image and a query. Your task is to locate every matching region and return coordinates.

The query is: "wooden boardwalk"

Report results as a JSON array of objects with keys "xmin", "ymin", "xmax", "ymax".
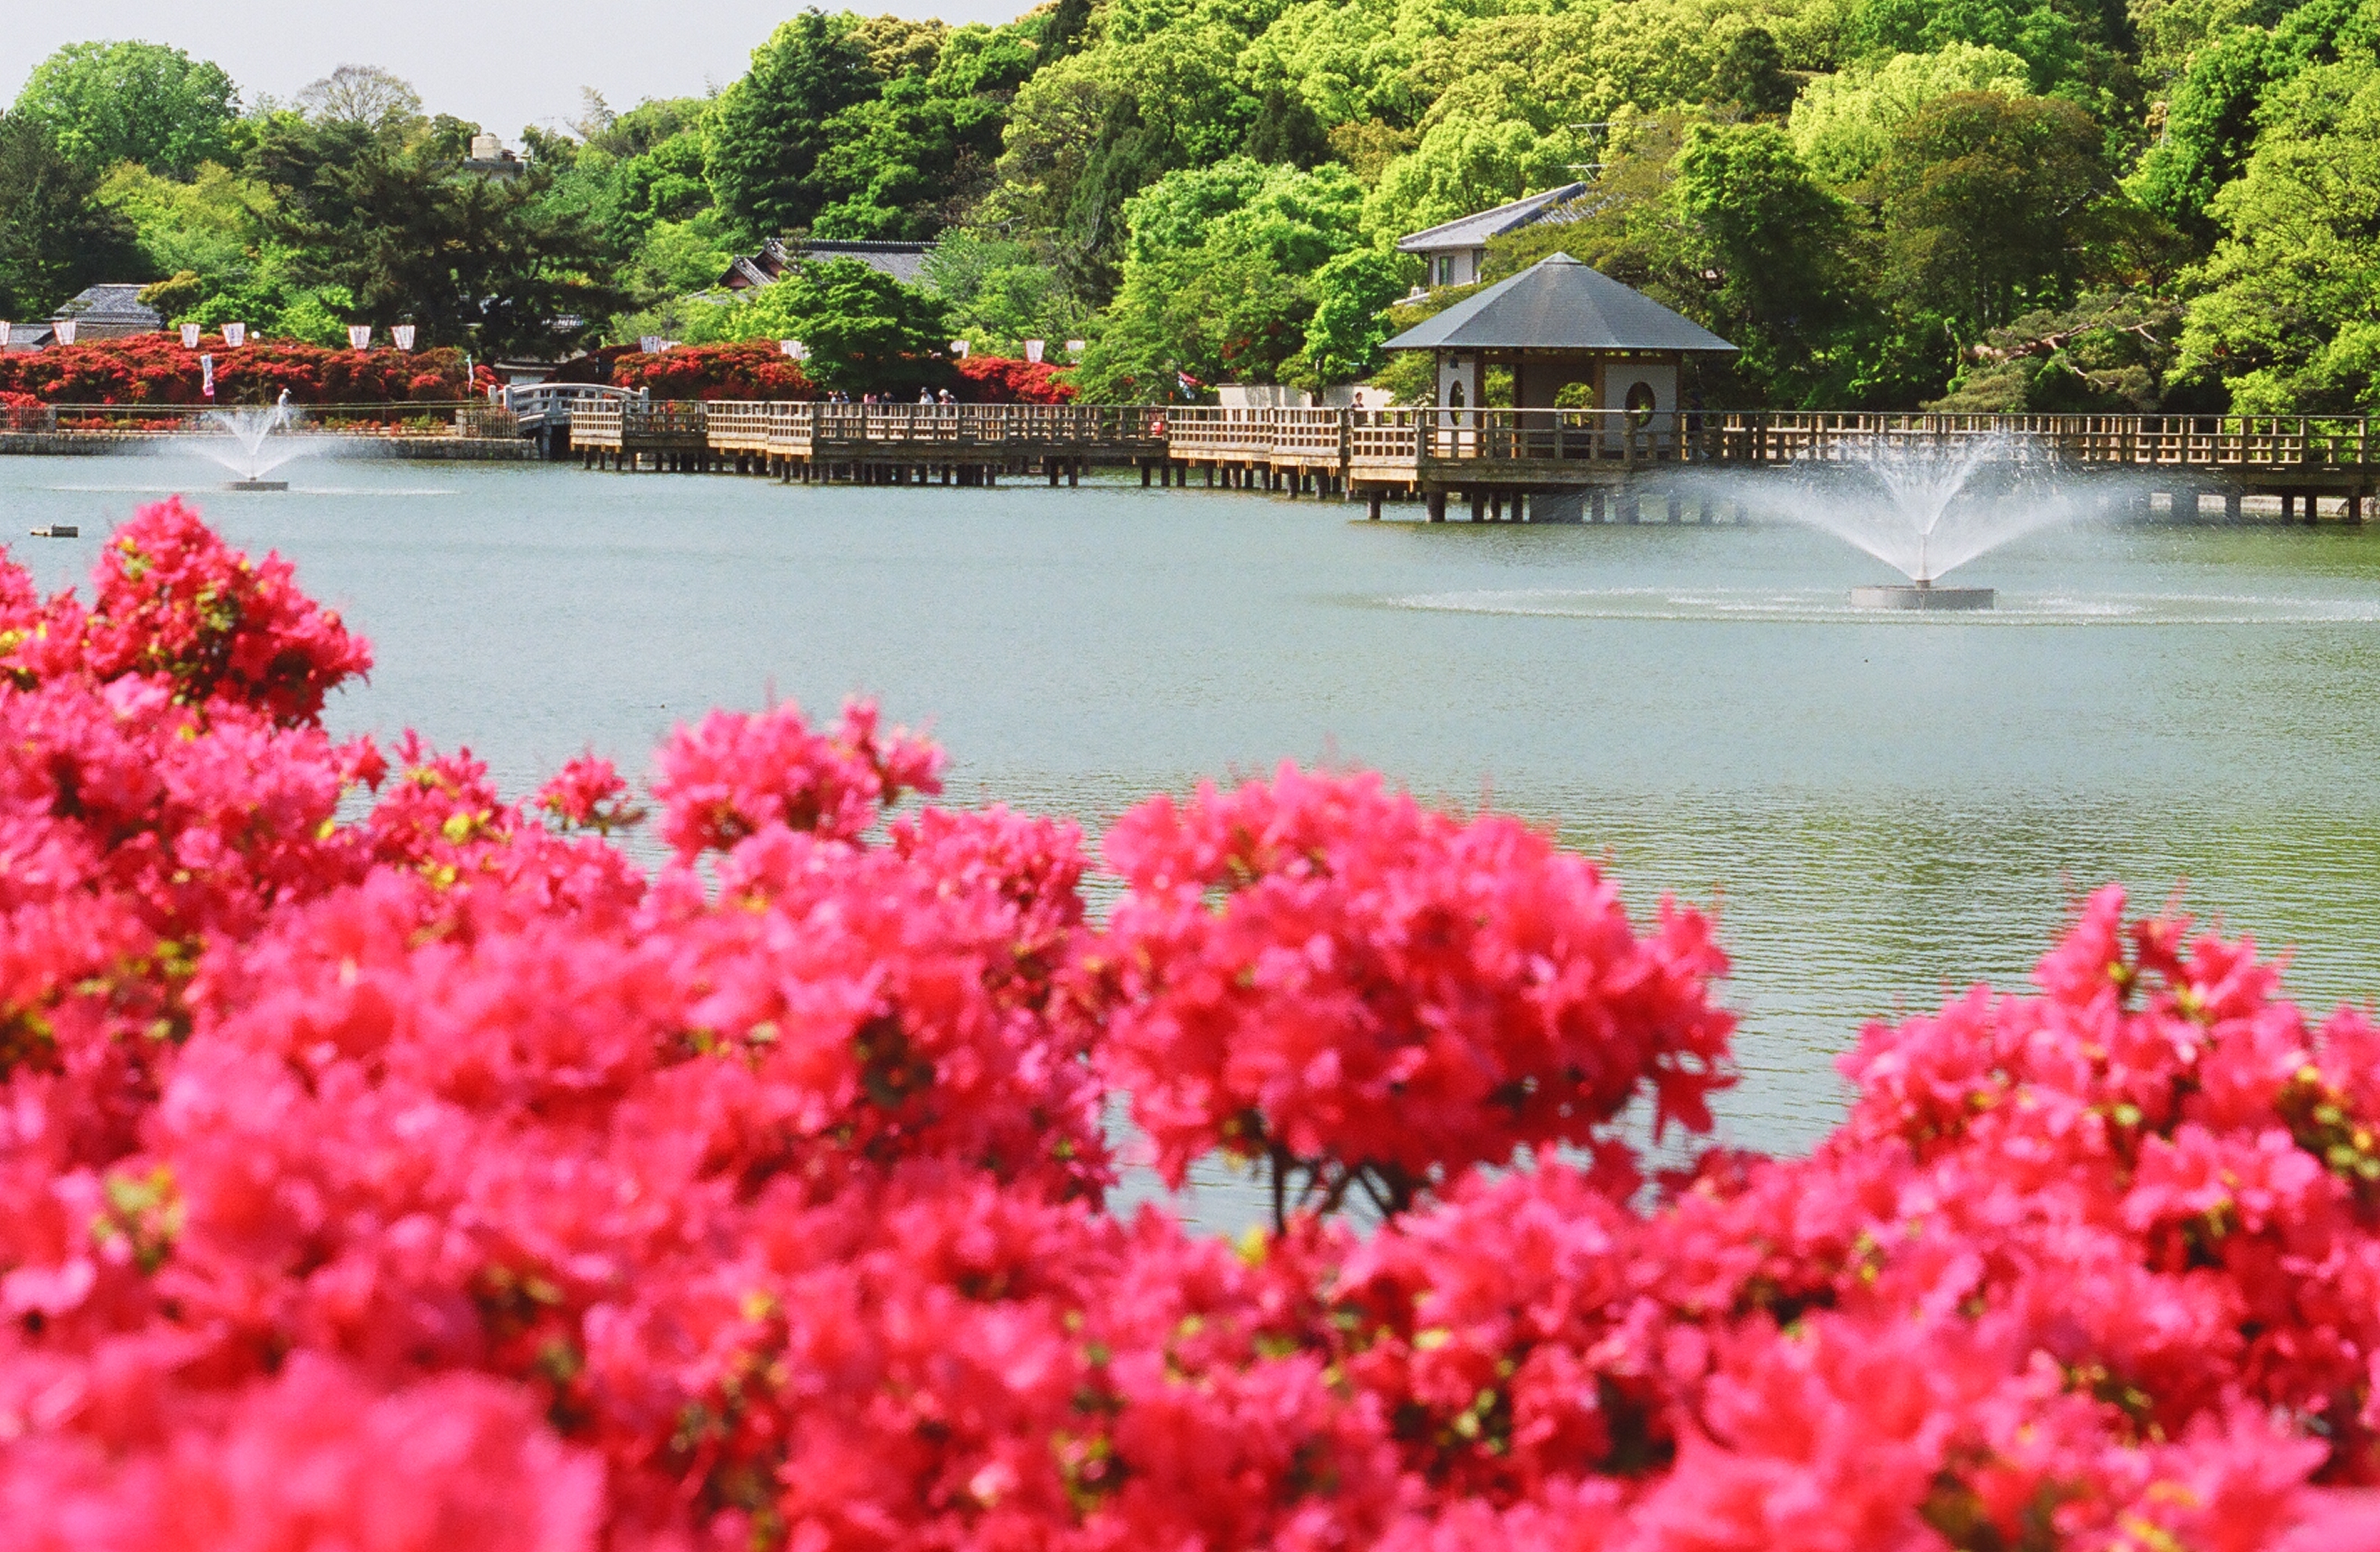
[
  {"xmin": 573, "ymin": 400, "xmax": 1163, "ymax": 483},
  {"xmin": 561, "ymin": 401, "xmax": 2378, "ymax": 520}
]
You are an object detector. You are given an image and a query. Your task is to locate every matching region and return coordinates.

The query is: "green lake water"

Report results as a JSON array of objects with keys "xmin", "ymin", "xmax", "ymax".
[{"xmin": 8, "ymin": 450, "xmax": 2378, "ymax": 1222}]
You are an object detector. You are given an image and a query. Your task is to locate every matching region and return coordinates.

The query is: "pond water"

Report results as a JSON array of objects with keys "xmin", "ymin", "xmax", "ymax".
[{"xmin": 11, "ymin": 450, "xmax": 2380, "ymax": 1224}]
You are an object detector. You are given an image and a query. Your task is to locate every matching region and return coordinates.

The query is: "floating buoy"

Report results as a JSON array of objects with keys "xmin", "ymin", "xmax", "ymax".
[{"xmin": 28, "ymin": 524, "xmax": 79, "ymax": 538}]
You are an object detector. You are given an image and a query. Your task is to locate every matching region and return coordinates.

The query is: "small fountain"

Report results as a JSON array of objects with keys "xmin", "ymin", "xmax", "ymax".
[
  {"xmin": 1756, "ymin": 430, "xmax": 2093, "ymax": 611},
  {"xmin": 192, "ymin": 393, "xmax": 305, "ymax": 490}
]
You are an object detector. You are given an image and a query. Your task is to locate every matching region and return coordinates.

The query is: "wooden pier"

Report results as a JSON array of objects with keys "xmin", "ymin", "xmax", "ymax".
[
  {"xmin": 572, "ymin": 400, "xmax": 1165, "ymax": 483},
  {"xmin": 553, "ymin": 402, "xmax": 2379, "ymax": 522}
]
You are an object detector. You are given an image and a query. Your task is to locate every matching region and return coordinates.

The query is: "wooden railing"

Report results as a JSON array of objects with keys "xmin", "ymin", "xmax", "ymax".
[
  {"xmin": 701, "ymin": 402, "xmax": 1166, "ymax": 455},
  {"xmin": 502, "ymin": 383, "xmax": 635, "ymax": 433},
  {"xmin": 1706, "ymin": 412, "xmax": 2378, "ymax": 470},
  {"xmin": 557, "ymin": 400, "xmax": 2380, "ymax": 480},
  {"xmin": 570, "ymin": 399, "xmax": 708, "ymax": 449},
  {"xmin": 24, "ymin": 401, "xmax": 515, "ymax": 436}
]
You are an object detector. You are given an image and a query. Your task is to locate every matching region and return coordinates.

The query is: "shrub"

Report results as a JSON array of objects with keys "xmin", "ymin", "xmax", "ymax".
[
  {"xmin": 4, "ymin": 502, "xmax": 2378, "ymax": 1549},
  {"xmin": 0, "ymin": 333, "xmax": 492, "ymax": 405}
]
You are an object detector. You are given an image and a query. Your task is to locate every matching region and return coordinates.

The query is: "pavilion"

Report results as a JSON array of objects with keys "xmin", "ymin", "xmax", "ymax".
[{"xmin": 1380, "ymin": 253, "xmax": 1734, "ymax": 432}]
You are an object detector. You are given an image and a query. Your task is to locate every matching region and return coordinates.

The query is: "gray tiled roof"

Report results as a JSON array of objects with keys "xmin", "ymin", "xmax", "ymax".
[
  {"xmin": 788, "ymin": 239, "xmax": 934, "ymax": 286},
  {"xmin": 1396, "ymin": 184, "xmax": 1588, "ymax": 254},
  {"xmin": 720, "ymin": 239, "xmax": 937, "ymax": 292},
  {"xmin": 1382, "ymin": 255, "xmax": 1736, "ymax": 354},
  {"xmin": 53, "ymin": 283, "xmax": 162, "ymax": 327}
]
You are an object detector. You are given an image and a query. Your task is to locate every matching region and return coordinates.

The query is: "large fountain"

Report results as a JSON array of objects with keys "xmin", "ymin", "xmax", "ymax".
[
  {"xmin": 189, "ymin": 395, "xmax": 305, "ymax": 490},
  {"xmin": 1752, "ymin": 430, "xmax": 2094, "ymax": 611}
]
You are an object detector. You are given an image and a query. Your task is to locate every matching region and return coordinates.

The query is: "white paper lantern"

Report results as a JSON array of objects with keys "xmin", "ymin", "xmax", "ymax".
[
  {"xmin": 1065, "ymin": 340, "xmax": 1086, "ymax": 358},
  {"xmin": 1024, "ymin": 339, "xmax": 1044, "ymax": 364},
  {"xmin": 348, "ymin": 325, "xmax": 373, "ymax": 351},
  {"xmin": 55, "ymin": 319, "xmax": 77, "ymax": 346},
  {"xmin": 0, "ymin": 322, "xmax": 12, "ymax": 349},
  {"xmin": 180, "ymin": 324, "xmax": 202, "ymax": 349},
  {"xmin": 222, "ymin": 323, "xmax": 246, "ymax": 348},
  {"xmin": 779, "ymin": 339, "xmax": 808, "ymax": 361},
  {"xmin": 949, "ymin": 340, "xmax": 970, "ymax": 359},
  {"xmin": 392, "ymin": 324, "xmax": 417, "ymax": 351}
]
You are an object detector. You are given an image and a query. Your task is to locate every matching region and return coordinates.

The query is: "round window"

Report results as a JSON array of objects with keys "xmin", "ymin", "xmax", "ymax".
[{"xmin": 1624, "ymin": 380, "xmax": 1657, "ymax": 427}]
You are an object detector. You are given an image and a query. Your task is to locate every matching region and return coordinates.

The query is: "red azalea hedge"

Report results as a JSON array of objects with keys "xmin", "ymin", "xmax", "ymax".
[
  {"xmin": 607, "ymin": 341, "xmax": 817, "ymax": 401},
  {"xmin": 954, "ymin": 354, "xmax": 1077, "ymax": 404},
  {"xmin": 571, "ymin": 343, "xmax": 1074, "ymax": 404},
  {"xmin": 0, "ymin": 333, "xmax": 494, "ymax": 405},
  {"xmin": 6, "ymin": 504, "xmax": 2380, "ymax": 1550}
]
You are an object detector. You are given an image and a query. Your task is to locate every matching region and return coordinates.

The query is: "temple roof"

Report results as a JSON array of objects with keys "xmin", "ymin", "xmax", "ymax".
[
  {"xmin": 1381, "ymin": 255, "xmax": 1736, "ymax": 355},
  {"xmin": 52, "ymin": 283, "xmax": 162, "ymax": 328},
  {"xmin": 1396, "ymin": 185, "xmax": 1588, "ymax": 254}
]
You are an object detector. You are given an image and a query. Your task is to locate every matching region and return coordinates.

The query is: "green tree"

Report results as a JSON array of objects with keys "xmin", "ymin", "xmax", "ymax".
[
  {"xmin": 1245, "ymin": 86, "xmax": 1334, "ymax": 166},
  {"xmin": 713, "ymin": 258, "xmax": 952, "ymax": 393},
  {"xmin": 1787, "ymin": 43, "xmax": 2034, "ymax": 186},
  {"xmin": 1872, "ymin": 91, "xmax": 2117, "ymax": 338},
  {"xmin": 12, "ymin": 41, "xmax": 239, "ymax": 178},
  {"xmin": 1296, "ymin": 245, "xmax": 1417, "ymax": 382},
  {"xmin": 1842, "ymin": 0, "xmax": 2127, "ymax": 97},
  {"xmin": 1712, "ymin": 27, "xmax": 1799, "ymax": 116},
  {"xmin": 1928, "ymin": 291, "xmax": 2187, "ymax": 409},
  {"xmin": 97, "ymin": 161, "xmax": 273, "ymax": 280},
  {"xmin": 805, "ymin": 23, "xmax": 1040, "ymax": 242},
  {"xmin": 0, "ymin": 112, "xmax": 142, "ymax": 318},
  {"xmin": 977, "ymin": 25, "xmax": 1259, "ymax": 294},
  {"xmin": 1670, "ymin": 123, "xmax": 1861, "ymax": 399},
  {"xmin": 254, "ymin": 116, "xmax": 627, "ymax": 355},
  {"xmin": 923, "ymin": 231, "xmax": 1096, "ymax": 356},
  {"xmin": 1077, "ymin": 157, "xmax": 1366, "ymax": 396},
  {"xmin": 707, "ymin": 11, "xmax": 882, "ymax": 238},
  {"xmin": 1362, "ymin": 114, "xmax": 1580, "ymax": 239},
  {"xmin": 2174, "ymin": 61, "xmax": 2380, "ymax": 411},
  {"xmin": 2128, "ymin": 0, "xmax": 2379, "ymax": 235}
]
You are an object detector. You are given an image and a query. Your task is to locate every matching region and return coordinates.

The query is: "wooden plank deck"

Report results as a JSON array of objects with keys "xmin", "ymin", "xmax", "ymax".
[{"xmin": 552, "ymin": 400, "xmax": 2380, "ymax": 505}]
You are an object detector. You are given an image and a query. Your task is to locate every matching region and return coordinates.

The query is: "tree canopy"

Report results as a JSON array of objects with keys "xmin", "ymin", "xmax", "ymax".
[
  {"xmin": 8, "ymin": 0, "xmax": 2379, "ymax": 411},
  {"xmin": 11, "ymin": 41, "xmax": 239, "ymax": 178}
]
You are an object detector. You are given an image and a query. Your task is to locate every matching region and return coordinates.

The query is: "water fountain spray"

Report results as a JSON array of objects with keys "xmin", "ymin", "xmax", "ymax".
[
  {"xmin": 1740, "ymin": 429, "xmax": 2095, "ymax": 611},
  {"xmin": 192, "ymin": 390, "xmax": 305, "ymax": 490}
]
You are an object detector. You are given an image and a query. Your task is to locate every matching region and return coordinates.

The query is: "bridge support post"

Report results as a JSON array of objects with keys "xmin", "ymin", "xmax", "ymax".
[
  {"xmin": 2224, "ymin": 489, "xmax": 2242, "ymax": 523},
  {"xmin": 1427, "ymin": 490, "xmax": 1447, "ymax": 521},
  {"xmin": 1368, "ymin": 490, "xmax": 1384, "ymax": 521},
  {"xmin": 1468, "ymin": 490, "xmax": 1485, "ymax": 522},
  {"xmin": 2307, "ymin": 493, "xmax": 2321, "ymax": 525},
  {"xmin": 2350, "ymin": 490, "xmax": 2365, "ymax": 524},
  {"xmin": 1666, "ymin": 493, "xmax": 1683, "ymax": 524},
  {"xmin": 2281, "ymin": 492, "xmax": 2296, "ymax": 522}
]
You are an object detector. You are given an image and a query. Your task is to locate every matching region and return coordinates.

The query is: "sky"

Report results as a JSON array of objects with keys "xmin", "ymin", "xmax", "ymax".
[{"xmin": 2, "ymin": 0, "xmax": 1035, "ymax": 142}]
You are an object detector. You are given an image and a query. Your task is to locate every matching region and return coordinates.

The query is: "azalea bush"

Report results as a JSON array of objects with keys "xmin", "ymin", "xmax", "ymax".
[
  {"xmin": 607, "ymin": 341, "xmax": 817, "ymax": 402},
  {"xmin": 954, "ymin": 354, "xmax": 1077, "ymax": 404},
  {"xmin": 5, "ymin": 502, "xmax": 2380, "ymax": 1550},
  {"xmin": 0, "ymin": 334, "xmax": 493, "ymax": 405},
  {"xmin": 584, "ymin": 343, "xmax": 1071, "ymax": 405}
]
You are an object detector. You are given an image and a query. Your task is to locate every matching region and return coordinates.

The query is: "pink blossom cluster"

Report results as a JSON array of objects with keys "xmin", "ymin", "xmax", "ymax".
[{"xmin": 4, "ymin": 502, "xmax": 2378, "ymax": 1550}]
